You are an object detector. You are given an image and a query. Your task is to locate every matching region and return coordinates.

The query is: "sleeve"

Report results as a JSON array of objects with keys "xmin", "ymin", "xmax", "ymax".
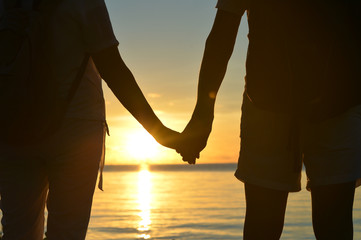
[
  {"xmin": 76, "ymin": 0, "xmax": 119, "ymax": 54},
  {"xmin": 216, "ymin": 0, "xmax": 247, "ymax": 16}
]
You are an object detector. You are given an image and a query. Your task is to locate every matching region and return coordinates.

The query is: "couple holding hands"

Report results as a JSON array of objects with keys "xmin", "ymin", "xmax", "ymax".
[{"xmin": 1, "ymin": 0, "xmax": 361, "ymax": 239}]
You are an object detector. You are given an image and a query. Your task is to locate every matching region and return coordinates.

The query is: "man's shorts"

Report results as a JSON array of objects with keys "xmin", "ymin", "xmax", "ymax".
[{"xmin": 235, "ymin": 95, "xmax": 361, "ymax": 192}]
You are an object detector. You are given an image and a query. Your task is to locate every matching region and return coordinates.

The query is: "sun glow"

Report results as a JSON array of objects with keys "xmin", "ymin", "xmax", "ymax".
[
  {"xmin": 126, "ymin": 129, "xmax": 161, "ymax": 161},
  {"xmin": 137, "ymin": 165, "xmax": 152, "ymax": 239}
]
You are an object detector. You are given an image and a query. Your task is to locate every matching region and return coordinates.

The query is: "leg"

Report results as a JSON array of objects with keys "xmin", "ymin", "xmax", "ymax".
[
  {"xmin": 45, "ymin": 120, "xmax": 104, "ymax": 240},
  {"xmin": 311, "ymin": 181, "xmax": 355, "ymax": 240},
  {"xmin": 301, "ymin": 104, "xmax": 361, "ymax": 239},
  {"xmin": 0, "ymin": 152, "xmax": 48, "ymax": 240},
  {"xmin": 243, "ymin": 183, "xmax": 289, "ymax": 240}
]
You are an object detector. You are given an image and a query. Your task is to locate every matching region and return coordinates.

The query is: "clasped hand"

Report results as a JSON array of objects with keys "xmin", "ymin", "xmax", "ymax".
[{"xmin": 153, "ymin": 114, "xmax": 213, "ymax": 164}]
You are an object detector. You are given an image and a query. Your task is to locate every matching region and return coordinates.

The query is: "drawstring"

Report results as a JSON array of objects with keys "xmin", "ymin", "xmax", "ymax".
[{"xmin": 98, "ymin": 121, "xmax": 110, "ymax": 191}]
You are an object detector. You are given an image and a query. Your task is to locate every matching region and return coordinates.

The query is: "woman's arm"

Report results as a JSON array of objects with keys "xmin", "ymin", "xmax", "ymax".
[{"xmin": 92, "ymin": 46, "xmax": 179, "ymax": 149}]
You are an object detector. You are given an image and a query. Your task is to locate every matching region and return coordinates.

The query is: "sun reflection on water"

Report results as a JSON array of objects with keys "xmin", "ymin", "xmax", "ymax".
[{"xmin": 137, "ymin": 164, "xmax": 152, "ymax": 239}]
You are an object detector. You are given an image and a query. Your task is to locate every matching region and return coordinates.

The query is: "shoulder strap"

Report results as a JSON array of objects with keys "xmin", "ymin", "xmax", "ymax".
[
  {"xmin": 65, "ymin": 54, "xmax": 91, "ymax": 105},
  {"xmin": 54, "ymin": 54, "xmax": 90, "ymax": 123}
]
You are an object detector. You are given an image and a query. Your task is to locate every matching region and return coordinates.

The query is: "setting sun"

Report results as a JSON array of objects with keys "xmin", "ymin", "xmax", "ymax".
[{"xmin": 126, "ymin": 129, "xmax": 161, "ymax": 160}]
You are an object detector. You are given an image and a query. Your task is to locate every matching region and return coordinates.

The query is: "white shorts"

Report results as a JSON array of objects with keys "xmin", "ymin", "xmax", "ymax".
[{"xmin": 236, "ymin": 95, "xmax": 361, "ymax": 192}]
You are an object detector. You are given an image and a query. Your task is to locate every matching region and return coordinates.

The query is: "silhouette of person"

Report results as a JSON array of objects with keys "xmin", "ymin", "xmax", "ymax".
[
  {"xmin": 0, "ymin": 0, "xmax": 178, "ymax": 239},
  {"xmin": 177, "ymin": 0, "xmax": 361, "ymax": 239}
]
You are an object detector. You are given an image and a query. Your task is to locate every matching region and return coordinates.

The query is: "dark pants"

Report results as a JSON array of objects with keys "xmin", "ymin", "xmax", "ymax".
[{"xmin": 0, "ymin": 119, "xmax": 104, "ymax": 240}]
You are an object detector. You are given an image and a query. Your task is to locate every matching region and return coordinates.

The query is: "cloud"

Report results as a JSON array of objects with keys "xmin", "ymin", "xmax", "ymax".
[
  {"xmin": 148, "ymin": 93, "xmax": 161, "ymax": 98},
  {"xmin": 154, "ymin": 110, "xmax": 164, "ymax": 115}
]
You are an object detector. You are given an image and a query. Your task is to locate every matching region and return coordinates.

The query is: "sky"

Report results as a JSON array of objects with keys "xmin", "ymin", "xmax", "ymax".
[{"xmin": 103, "ymin": 0, "xmax": 249, "ymax": 165}]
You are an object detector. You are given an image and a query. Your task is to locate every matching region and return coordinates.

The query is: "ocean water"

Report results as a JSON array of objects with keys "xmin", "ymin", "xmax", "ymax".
[
  {"xmin": 86, "ymin": 164, "xmax": 361, "ymax": 240},
  {"xmin": 0, "ymin": 163, "xmax": 360, "ymax": 239}
]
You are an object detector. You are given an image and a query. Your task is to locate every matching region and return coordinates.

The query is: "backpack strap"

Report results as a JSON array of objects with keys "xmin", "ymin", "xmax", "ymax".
[
  {"xmin": 51, "ymin": 54, "xmax": 90, "ymax": 132},
  {"xmin": 65, "ymin": 54, "xmax": 90, "ymax": 105}
]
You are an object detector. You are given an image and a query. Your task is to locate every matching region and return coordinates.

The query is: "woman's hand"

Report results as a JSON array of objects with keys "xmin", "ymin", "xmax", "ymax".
[{"xmin": 150, "ymin": 124, "xmax": 181, "ymax": 150}]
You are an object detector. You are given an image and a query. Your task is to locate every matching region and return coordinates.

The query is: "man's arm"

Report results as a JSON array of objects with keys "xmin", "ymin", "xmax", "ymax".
[
  {"xmin": 196, "ymin": 9, "xmax": 242, "ymax": 116},
  {"xmin": 92, "ymin": 46, "xmax": 179, "ymax": 149},
  {"xmin": 179, "ymin": 10, "xmax": 242, "ymax": 163}
]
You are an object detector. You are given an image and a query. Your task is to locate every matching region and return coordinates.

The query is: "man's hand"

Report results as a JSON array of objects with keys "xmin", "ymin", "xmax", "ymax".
[
  {"xmin": 174, "ymin": 10, "xmax": 240, "ymax": 163},
  {"xmin": 176, "ymin": 111, "xmax": 213, "ymax": 164}
]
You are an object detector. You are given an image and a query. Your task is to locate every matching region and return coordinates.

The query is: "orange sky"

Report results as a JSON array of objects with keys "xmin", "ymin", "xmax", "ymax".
[{"xmin": 103, "ymin": 0, "xmax": 249, "ymax": 164}]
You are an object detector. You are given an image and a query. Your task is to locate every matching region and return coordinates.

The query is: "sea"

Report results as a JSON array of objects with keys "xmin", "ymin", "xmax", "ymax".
[{"xmin": 1, "ymin": 163, "xmax": 361, "ymax": 239}]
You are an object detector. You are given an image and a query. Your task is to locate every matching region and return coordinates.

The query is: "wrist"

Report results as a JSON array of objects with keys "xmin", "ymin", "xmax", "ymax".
[
  {"xmin": 149, "ymin": 122, "xmax": 164, "ymax": 137},
  {"xmin": 193, "ymin": 101, "xmax": 214, "ymax": 122},
  {"xmin": 141, "ymin": 116, "xmax": 164, "ymax": 138}
]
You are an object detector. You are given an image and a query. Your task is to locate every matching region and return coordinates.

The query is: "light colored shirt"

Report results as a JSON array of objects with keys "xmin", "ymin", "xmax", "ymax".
[{"xmin": 50, "ymin": 0, "xmax": 118, "ymax": 121}]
